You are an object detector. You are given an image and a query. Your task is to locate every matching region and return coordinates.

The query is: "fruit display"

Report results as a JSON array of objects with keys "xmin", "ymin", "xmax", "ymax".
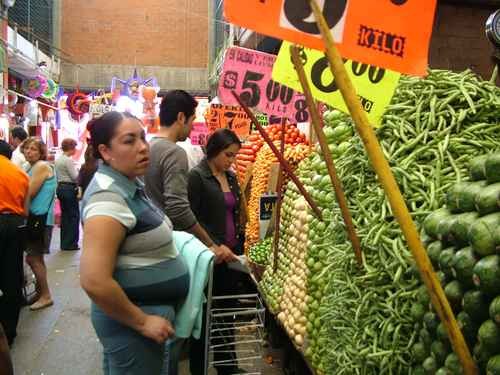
[
  {"xmin": 255, "ymin": 69, "xmax": 499, "ymax": 374},
  {"xmin": 413, "ymin": 152, "xmax": 500, "ymax": 374},
  {"xmin": 244, "ymin": 142, "xmax": 310, "ymax": 249},
  {"xmin": 236, "ymin": 124, "xmax": 307, "ymax": 182},
  {"xmin": 248, "ymin": 237, "xmax": 272, "ymax": 266}
]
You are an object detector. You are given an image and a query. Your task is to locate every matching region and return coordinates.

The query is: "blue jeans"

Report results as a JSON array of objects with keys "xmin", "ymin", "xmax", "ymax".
[
  {"xmin": 56, "ymin": 184, "xmax": 80, "ymax": 249},
  {"xmin": 92, "ymin": 303, "xmax": 178, "ymax": 375}
]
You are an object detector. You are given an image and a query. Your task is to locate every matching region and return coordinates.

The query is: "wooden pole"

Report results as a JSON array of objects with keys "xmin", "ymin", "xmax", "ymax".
[
  {"xmin": 290, "ymin": 45, "xmax": 363, "ymax": 267},
  {"xmin": 231, "ymin": 90, "xmax": 323, "ymax": 220},
  {"xmin": 306, "ymin": 0, "xmax": 477, "ymax": 373},
  {"xmin": 273, "ymin": 118, "xmax": 287, "ymax": 272}
]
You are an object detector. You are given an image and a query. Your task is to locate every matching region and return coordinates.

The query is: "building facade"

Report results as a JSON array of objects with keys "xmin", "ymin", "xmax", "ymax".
[{"xmin": 58, "ymin": 0, "xmax": 209, "ymax": 93}]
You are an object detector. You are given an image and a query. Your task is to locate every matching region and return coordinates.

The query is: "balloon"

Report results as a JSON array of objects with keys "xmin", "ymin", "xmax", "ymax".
[
  {"xmin": 41, "ymin": 79, "xmax": 58, "ymax": 100},
  {"xmin": 23, "ymin": 74, "xmax": 48, "ymax": 98},
  {"xmin": 66, "ymin": 90, "xmax": 90, "ymax": 120},
  {"xmin": 141, "ymin": 86, "xmax": 158, "ymax": 101}
]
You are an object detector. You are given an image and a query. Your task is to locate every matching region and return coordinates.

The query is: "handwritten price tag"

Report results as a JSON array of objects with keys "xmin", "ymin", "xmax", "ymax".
[
  {"xmin": 272, "ymin": 42, "xmax": 401, "ymax": 126},
  {"xmin": 190, "ymin": 122, "xmax": 209, "ymax": 146},
  {"xmin": 203, "ymin": 104, "xmax": 252, "ymax": 139},
  {"xmin": 218, "ymin": 47, "xmax": 309, "ymax": 124}
]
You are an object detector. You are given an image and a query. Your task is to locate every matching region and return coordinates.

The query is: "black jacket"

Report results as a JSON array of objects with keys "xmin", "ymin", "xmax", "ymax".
[{"xmin": 187, "ymin": 158, "xmax": 245, "ymax": 251}]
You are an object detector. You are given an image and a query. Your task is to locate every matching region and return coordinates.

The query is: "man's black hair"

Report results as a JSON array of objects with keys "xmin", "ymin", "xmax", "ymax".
[{"xmin": 159, "ymin": 90, "xmax": 198, "ymax": 127}]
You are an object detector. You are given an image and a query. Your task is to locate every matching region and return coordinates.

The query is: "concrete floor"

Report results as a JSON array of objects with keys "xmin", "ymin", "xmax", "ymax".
[{"xmin": 10, "ymin": 227, "xmax": 284, "ymax": 375}]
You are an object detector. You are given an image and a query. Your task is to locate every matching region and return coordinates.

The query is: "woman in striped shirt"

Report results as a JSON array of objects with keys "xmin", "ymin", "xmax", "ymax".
[{"xmin": 80, "ymin": 111, "xmax": 189, "ymax": 375}]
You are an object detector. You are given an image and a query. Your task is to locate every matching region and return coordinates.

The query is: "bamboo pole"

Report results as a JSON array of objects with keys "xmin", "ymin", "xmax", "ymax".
[
  {"xmin": 272, "ymin": 118, "xmax": 287, "ymax": 272},
  {"xmin": 306, "ymin": 0, "xmax": 477, "ymax": 373},
  {"xmin": 231, "ymin": 90, "xmax": 323, "ymax": 220},
  {"xmin": 290, "ymin": 45, "xmax": 363, "ymax": 267}
]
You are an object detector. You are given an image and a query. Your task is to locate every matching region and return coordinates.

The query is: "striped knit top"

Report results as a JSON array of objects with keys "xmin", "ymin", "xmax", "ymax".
[{"xmin": 81, "ymin": 163, "xmax": 187, "ymax": 303}]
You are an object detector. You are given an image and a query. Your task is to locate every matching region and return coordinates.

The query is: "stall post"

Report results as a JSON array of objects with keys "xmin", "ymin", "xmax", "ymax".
[
  {"xmin": 272, "ymin": 118, "xmax": 286, "ymax": 272},
  {"xmin": 290, "ymin": 44, "xmax": 363, "ymax": 267}
]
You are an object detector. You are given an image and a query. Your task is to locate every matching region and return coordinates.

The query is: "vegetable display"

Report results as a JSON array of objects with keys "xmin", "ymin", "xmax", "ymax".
[
  {"xmin": 256, "ymin": 69, "xmax": 499, "ymax": 374},
  {"xmin": 244, "ymin": 142, "xmax": 310, "ymax": 249},
  {"xmin": 260, "ymin": 109, "xmax": 356, "ymax": 371},
  {"xmin": 413, "ymin": 152, "xmax": 500, "ymax": 374}
]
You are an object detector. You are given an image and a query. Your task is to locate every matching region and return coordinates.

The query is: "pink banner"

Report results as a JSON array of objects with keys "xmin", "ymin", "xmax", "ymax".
[{"xmin": 218, "ymin": 47, "xmax": 309, "ymax": 124}]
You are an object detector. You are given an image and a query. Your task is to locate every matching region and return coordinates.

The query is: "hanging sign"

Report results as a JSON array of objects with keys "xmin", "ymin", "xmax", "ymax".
[
  {"xmin": 218, "ymin": 47, "xmax": 310, "ymax": 124},
  {"xmin": 204, "ymin": 104, "xmax": 252, "ymax": 139},
  {"xmin": 259, "ymin": 193, "xmax": 278, "ymax": 240},
  {"xmin": 89, "ymin": 103, "xmax": 113, "ymax": 118},
  {"xmin": 272, "ymin": 42, "xmax": 401, "ymax": 126},
  {"xmin": 224, "ymin": 0, "xmax": 437, "ymax": 76}
]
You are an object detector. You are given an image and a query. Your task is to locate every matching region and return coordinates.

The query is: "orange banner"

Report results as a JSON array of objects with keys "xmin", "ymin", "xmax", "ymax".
[
  {"xmin": 224, "ymin": 0, "xmax": 437, "ymax": 76},
  {"xmin": 204, "ymin": 104, "xmax": 252, "ymax": 139}
]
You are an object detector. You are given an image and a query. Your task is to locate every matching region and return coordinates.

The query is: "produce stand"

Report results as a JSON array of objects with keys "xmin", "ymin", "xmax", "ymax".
[{"xmin": 218, "ymin": 2, "xmax": 500, "ymax": 374}]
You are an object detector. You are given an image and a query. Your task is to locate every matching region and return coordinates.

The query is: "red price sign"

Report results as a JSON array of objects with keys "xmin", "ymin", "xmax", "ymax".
[
  {"xmin": 218, "ymin": 47, "xmax": 309, "ymax": 124},
  {"xmin": 224, "ymin": 0, "xmax": 437, "ymax": 76}
]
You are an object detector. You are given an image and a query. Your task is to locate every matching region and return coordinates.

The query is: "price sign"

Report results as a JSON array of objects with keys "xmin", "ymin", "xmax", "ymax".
[
  {"xmin": 218, "ymin": 47, "xmax": 310, "ymax": 124},
  {"xmin": 204, "ymin": 104, "xmax": 252, "ymax": 139},
  {"xmin": 190, "ymin": 122, "xmax": 209, "ymax": 146},
  {"xmin": 224, "ymin": 0, "xmax": 437, "ymax": 76},
  {"xmin": 272, "ymin": 42, "xmax": 401, "ymax": 126}
]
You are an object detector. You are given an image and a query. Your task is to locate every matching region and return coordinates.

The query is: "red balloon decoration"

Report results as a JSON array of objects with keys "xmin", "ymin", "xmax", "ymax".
[{"xmin": 66, "ymin": 88, "xmax": 90, "ymax": 121}]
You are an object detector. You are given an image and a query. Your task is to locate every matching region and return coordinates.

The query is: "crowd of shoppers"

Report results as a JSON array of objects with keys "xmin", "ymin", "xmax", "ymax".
[{"xmin": 1, "ymin": 90, "xmax": 251, "ymax": 374}]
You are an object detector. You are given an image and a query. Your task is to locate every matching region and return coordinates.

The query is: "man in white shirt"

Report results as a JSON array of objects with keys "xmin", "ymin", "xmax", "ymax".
[
  {"xmin": 177, "ymin": 137, "xmax": 205, "ymax": 170},
  {"xmin": 9, "ymin": 126, "xmax": 28, "ymax": 170}
]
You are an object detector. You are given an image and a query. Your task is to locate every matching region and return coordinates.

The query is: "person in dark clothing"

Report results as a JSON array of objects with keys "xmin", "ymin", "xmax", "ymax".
[
  {"xmin": 55, "ymin": 138, "xmax": 80, "ymax": 251},
  {"xmin": 0, "ymin": 140, "xmax": 30, "ymax": 346},
  {"xmin": 0, "ymin": 323, "xmax": 13, "ymax": 375},
  {"xmin": 187, "ymin": 129, "xmax": 249, "ymax": 375}
]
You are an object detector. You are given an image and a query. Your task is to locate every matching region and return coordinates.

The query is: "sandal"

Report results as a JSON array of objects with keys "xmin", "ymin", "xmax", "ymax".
[{"xmin": 30, "ymin": 299, "xmax": 54, "ymax": 311}]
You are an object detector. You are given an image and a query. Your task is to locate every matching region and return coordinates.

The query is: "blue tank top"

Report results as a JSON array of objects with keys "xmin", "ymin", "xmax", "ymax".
[{"xmin": 28, "ymin": 163, "xmax": 57, "ymax": 225}]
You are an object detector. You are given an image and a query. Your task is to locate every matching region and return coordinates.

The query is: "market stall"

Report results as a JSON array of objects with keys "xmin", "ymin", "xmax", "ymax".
[{"xmin": 210, "ymin": 1, "xmax": 500, "ymax": 374}]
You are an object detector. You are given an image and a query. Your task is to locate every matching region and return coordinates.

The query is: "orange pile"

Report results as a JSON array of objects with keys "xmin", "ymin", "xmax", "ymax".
[{"xmin": 236, "ymin": 124, "xmax": 308, "ymax": 182}]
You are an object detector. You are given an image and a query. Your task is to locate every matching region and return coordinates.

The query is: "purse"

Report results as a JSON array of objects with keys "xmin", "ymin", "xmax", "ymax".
[{"xmin": 26, "ymin": 212, "xmax": 48, "ymax": 243}]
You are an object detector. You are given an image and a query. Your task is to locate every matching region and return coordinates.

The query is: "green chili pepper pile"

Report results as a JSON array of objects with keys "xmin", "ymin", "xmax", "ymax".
[{"xmin": 314, "ymin": 69, "xmax": 500, "ymax": 374}]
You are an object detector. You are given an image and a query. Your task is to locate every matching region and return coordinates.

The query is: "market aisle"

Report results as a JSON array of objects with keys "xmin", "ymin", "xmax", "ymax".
[{"xmin": 10, "ymin": 227, "xmax": 103, "ymax": 375}]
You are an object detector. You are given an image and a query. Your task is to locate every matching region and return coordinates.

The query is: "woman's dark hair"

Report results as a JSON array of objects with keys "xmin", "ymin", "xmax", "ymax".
[
  {"xmin": 159, "ymin": 90, "xmax": 198, "ymax": 127},
  {"xmin": 61, "ymin": 138, "xmax": 77, "ymax": 152},
  {"xmin": 24, "ymin": 137, "xmax": 47, "ymax": 161},
  {"xmin": 206, "ymin": 129, "xmax": 241, "ymax": 160},
  {"xmin": 87, "ymin": 111, "xmax": 139, "ymax": 160},
  {"xmin": 81, "ymin": 144, "xmax": 98, "ymax": 172}
]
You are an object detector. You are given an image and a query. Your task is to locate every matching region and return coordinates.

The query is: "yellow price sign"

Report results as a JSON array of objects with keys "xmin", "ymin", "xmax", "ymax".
[{"xmin": 272, "ymin": 42, "xmax": 401, "ymax": 127}]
